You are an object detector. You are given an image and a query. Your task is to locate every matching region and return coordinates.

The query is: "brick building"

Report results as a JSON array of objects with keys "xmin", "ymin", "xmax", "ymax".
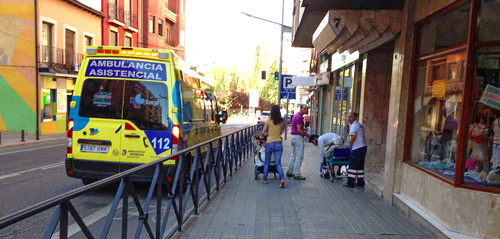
[
  {"xmin": 140, "ymin": 0, "xmax": 185, "ymax": 58},
  {"xmin": 293, "ymin": 0, "xmax": 500, "ymax": 238},
  {"xmin": 101, "ymin": 0, "xmax": 140, "ymax": 47}
]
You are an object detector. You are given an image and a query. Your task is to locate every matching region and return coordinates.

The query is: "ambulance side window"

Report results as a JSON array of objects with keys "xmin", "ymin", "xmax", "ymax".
[
  {"xmin": 123, "ymin": 81, "xmax": 168, "ymax": 131},
  {"xmin": 181, "ymin": 81, "xmax": 193, "ymax": 123},
  {"xmin": 204, "ymin": 99, "xmax": 213, "ymax": 122},
  {"xmin": 79, "ymin": 79, "xmax": 124, "ymax": 119}
]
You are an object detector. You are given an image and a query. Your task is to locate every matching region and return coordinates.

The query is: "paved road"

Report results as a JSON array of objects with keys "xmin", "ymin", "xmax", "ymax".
[{"xmin": 0, "ymin": 122, "xmax": 251, "ymax": 239}]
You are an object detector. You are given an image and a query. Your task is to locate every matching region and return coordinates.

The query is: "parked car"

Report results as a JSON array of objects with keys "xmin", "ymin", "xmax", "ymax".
[{"xmin": 257, "ymin": 111, "xmax": 271, "ymax": 124}]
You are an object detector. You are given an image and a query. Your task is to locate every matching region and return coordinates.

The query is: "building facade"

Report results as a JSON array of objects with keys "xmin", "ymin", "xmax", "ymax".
[
  {"xmin": 38, "ymin": 0, "xmax": 103, "ymax": 134},
  {"xmin": 0, "ymin": 0, "xmax": 103, "ymax": 135},
  {"xmin": 102, "ymin": 0, "xmax": 139, "ymax": 47},
  {"xmin": 0, "ymin": 0, "xmax": 37, "ymax": 134},
  {"xmin": 293, "ymin": 0, "xmax": 500, "ymax": 238},
  {"xmin": 140, "ymin": 0, "xmax": 185, "ymax": 58}
]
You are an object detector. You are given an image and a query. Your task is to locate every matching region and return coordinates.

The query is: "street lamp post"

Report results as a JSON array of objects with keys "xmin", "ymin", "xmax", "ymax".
[
  {"xmin": 241, "ymin": 0, "xmax": 290, "ymax": 107},
  {"xmin": 278, "ymin": 0, "xmax": 285, "ymax": 107}
]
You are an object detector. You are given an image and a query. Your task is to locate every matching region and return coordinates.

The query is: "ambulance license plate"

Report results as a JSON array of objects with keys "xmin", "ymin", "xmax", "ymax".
[{"xmin": 80, "ymin": 144, "xmax": 109, "ymax": 153}]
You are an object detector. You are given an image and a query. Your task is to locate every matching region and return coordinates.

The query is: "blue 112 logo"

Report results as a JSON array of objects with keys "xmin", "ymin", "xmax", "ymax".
[{"xmin": 151, "ymin": 137, "xmax": 170, "ymax": 150}]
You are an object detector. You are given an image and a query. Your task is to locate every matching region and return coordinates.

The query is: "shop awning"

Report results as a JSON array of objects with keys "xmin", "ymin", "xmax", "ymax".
[
  {"xmin": 312, "ymin": 10, "xmax": 401, "ymax": 55},
  {"xmin": 292, "ymin": 0, "xmax": 402, "ymax": 47}
]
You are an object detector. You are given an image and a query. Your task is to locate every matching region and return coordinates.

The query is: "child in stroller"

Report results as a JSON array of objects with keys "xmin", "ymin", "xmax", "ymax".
[{"xmin": 253, "ymin": 135, "xmax": 277, "ymax": 180}]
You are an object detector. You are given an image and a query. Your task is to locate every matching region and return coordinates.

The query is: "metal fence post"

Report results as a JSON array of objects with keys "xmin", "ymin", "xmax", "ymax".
[{"xmin": 21, "ymin": 130, "xmax": 25, "ymax": 142}]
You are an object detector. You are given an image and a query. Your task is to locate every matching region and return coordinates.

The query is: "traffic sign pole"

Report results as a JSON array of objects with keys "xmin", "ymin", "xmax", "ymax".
[{"xmin": 277, "ymin": 0, "xmax": 284, "ymax": 107}]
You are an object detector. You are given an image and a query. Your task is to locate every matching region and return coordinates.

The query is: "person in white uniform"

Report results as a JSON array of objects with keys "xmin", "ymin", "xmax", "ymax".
[
  {"xmin": 310, "ymin": 133, "xmax": 344, "ymax": 178},
  {"xmin": 346, "ymin": 112, "xmax": 367, "ymax": 188}
]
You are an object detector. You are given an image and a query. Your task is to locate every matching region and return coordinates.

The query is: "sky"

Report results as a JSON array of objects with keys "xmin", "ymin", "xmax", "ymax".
[{"xmin": 185, "ymin": 0, "xmax": 309, "ymax": 74}]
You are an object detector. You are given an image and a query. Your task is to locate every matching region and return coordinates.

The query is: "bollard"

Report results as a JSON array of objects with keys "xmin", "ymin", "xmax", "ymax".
[
  {"xmin": 21, "ymin": 130, "xmax": 25, "ymax": 142},
  {"xmin": 0, "ymin": 131, "xmax": 2, "ymax": 145}
]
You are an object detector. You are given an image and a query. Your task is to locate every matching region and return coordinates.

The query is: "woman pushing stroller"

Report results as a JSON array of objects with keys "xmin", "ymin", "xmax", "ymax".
[{"xmin": 259, "ymin": 105, "xmax": 285, "ymax": 188}]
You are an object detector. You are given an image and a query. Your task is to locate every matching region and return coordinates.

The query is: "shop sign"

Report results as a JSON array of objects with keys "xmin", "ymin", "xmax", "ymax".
[
  {"xmin": 56, "ymin": 89, "xmax": 67, "ymax": 113},
  {"xmin": 331, "ymin": 51, "xmax": 359, "ymax": 72},
  {"xmin": 432, "ymin": 80, "xmax": 446, "ymax": 98},
  {"xmin": 280, "ymin": 74, "xmax": 296, "ymax": 99},
  {"xmin": 479, "ymin": 84, "xmax": 500, "ymax": 110},
  {"xmin": 315, "ymin": 72, "xmax": 330, "ymax": 86}
]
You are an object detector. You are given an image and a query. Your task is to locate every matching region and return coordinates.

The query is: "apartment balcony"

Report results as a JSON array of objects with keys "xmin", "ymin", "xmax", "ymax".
[
  {"xmin": 108, "ymin": 2, "xmax": 124, "ymax": 24},
  {"xmin": 117, "ymin": 6, "xmax": 124, "ymax": 22},
  {"xmin": 108, "ymin": 2, "xmax": 117, "ymax": 20},
  {"xmin": 124, "ymin": 10, "xmax": 138, "ymax": 29},
  {"xmin": 38, "ymin": 46, "xmax": 84, "ymax": 74}
]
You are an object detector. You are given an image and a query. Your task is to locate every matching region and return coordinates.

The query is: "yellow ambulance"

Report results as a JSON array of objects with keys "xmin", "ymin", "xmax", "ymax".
[{"xmin": 65, "ymin": 46, "xmax": 222, "ymax": 184}]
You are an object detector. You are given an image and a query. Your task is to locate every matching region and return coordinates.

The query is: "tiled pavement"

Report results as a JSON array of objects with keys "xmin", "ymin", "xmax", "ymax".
[{"xmin": 173, "ymin": 139, "xmax": 432, "ymax": 239}]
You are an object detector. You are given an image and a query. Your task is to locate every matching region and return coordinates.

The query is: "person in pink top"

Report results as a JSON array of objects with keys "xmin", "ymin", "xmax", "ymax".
[{"xmin": 287, "ymin": 105, "xmax": 311, "ymax": 180}]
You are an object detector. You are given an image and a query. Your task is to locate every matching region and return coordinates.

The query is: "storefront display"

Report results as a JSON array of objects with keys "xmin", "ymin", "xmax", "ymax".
[
  {"xmin": 407, "ymin": 0, "xmax": 500, "ymax": 191},
  {"xmin": 462, "ymin": 46, "xmax": 500, "ymax": 188},
  {"xmin": 410, "ymin": 52, "xmax": 465, "ymax": 181}
]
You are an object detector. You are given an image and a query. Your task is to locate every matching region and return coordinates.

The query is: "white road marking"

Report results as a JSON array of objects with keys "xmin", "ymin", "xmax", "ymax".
[
  {"xmin": 51, "ymin": 201, "xmax": 120, "ymax": 239},
  {"xmin": 0, "ymin": 162, "xmax": 64, "ymax": 181},
  {"xmin": 0, "ymin": 144, "xmax": 65, "ymax": 156},
  {"xmin": 51, "ymin": 199, "xmax": 175, "ymax": 238}
]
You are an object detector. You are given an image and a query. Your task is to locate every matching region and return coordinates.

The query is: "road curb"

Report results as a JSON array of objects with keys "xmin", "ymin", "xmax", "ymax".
[{"xmin": 0, "ymin": 137, "xmax": 66, "ymax": 149}]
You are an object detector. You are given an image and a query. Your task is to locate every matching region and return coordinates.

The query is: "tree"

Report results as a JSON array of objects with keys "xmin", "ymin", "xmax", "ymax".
[{"xmin": 260, "ymin": 60, "xmax": 279, "ymax": 103}]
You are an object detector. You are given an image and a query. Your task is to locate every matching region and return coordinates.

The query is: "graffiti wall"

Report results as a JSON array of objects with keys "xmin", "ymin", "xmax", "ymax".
[{"xmin": 0, "ymin": 0, "xmax": 36, "ymax": 133}]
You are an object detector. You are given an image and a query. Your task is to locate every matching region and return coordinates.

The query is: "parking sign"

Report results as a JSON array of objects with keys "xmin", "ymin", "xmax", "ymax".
[{"xmin": 280, "ymin": 74, "xmax": 296, "ymax": 99}]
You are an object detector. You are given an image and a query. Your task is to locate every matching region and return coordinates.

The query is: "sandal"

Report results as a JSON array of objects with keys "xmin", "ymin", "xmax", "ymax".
[
  {"xmin": 279, "ymin": 180, "xmax": 285, "ymax": 188},
  {"xmin": 261, "ymin": 180, "xmax": 267, "ymax": 184}
]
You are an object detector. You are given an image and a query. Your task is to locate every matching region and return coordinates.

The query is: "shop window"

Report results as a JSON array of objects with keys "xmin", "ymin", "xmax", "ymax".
[
  {"xmin": 332, "ymin": 66, "xmax": 355, "ymax": 138},
  {"xmin": 410, "ymin": 52, "xmax": 466, "ymax": 180},
  {"xmin": 477, "ymin": 0, "xmax": 500, "ymax": 42},
  {"xmin": 418, "ymin": 3, "xmax": 470, "ymax": 56},
  {"xmin": 41, "ymin": 89, "xmax": 55, "ymax": 122},
  {"xmin": 463, "ymin": 46, "xmax": 500, "ymax": 188}
]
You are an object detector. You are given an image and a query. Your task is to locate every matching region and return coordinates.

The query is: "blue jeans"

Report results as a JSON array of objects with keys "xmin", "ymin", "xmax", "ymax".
[{"xmin": 264, "ymin": 141, "xmax": 284, "ymax": 181}]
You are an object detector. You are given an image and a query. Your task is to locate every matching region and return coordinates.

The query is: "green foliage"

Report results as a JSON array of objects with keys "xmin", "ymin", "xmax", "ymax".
[{"xmin": 207, "ymin": 45, "xmax": 281, "ymax": 108}]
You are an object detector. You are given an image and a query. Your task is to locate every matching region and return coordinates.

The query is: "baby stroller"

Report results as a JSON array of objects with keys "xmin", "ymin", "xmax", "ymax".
[{"xmin": 253, "ymin": 135, "xmax": 277, "ymax": 180}]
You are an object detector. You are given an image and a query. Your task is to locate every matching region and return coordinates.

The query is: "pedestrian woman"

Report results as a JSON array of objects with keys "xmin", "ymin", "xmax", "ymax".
[{"xmin": 260, "ymin": 104, "xmax": 285, "ymax": 188}]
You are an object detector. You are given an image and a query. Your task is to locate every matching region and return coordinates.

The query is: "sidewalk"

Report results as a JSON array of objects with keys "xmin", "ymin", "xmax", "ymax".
[
  {"xmin": 0, "ymin": 131, "xmax": 65, "ymax": 148},
  {"xmin": 173, "ymin": 138, "xmax": 432, "ymax": 239}
]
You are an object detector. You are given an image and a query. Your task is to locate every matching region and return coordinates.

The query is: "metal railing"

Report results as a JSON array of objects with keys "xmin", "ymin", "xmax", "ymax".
[
  {"xmin": 108, "ymin": 2, "xmax": 117, "ymax": 20},
  {"xmin": 124, "ymin": 10, "xmax": 139, "ymax": 29},
  {"xmin": 39, "ymin": 46, "xmax": 84, "ymax": 71},
  {"xmin": 117, "ymin": 6, "xmax": 125, "ymax": 23},
  {"xmin": 0, "ymin": 124, "xmax": 261, "ymax": 238}
]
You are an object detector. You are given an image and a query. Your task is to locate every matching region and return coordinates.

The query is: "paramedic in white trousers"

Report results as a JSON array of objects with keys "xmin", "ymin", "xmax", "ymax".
[{"xmin": 345, "ymin": 112, "xmax": 367, "ymax": 188}]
